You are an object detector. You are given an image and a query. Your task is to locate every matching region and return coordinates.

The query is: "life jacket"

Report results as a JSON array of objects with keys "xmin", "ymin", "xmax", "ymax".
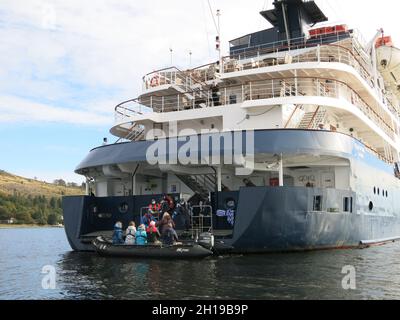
[
  {"xmin": 135, "ymin": 229, "xmax": 147, "ymax": 245},
  {"xmin": 146, "ymin": 226, "xmax": 159, "ymax": 243},
  {"xmin": 141, "ymin": 213, "xmax": 153, "ymax": 226},
  {"xmin": 146, "ymin": 225, "xmax": 158, "ymax": 233},
  {"xmin": 149, "ymin": 203, "xmax": 160, "ymax": 212},
  {"xmin": 126, "ymin": 226, "xmax": 136, "ymax": 236},
  {"xmin": 112, "ymin": 227, "xmax": 124, "ymax": 244}
]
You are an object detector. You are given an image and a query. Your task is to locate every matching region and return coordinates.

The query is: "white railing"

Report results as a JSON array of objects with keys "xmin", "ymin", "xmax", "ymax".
[
  {"xmin": 143, "ymin": 67, "xmax": 188, "ymax": 91},
  {"xmin": 115, "ymin": 77, "xmax": 396, "ymax": 141},
  {"xmin": 114, "ymin": 99, "xmax": 150, "ymax": 123},
  {"xmin": 230, "ymin": 30, "xmax": 357, "ymax": 56},
  {"xmin": 142, "ymin": 66, "xmax": 214, "ymax": 92},
  {"xmin": 224, "ymin": 43, "xmax": 373, "ymax": 89}
]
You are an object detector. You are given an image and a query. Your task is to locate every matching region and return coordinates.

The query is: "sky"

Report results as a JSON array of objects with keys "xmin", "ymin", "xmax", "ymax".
[{"xmin": 0, "ymin": 0, "xmax": 399, "ymax": 183}]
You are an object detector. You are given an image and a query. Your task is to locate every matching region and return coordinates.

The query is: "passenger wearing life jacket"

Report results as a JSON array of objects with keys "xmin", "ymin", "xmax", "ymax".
[
  {"xmin": 135, "ymin": 224, "xmax": 147, "ymax": 245},
  {"xmin": 125, "ymin": 221, "xmax": 136, "ymax": 245},
  {"xmin": 146, "ymin": 221, "xmax": 161, "ymax": 244},
  {"xmin": 112, "ymin": 221, "xmax": 124, "ymax": 245},
  {"xmin": 141, "ymin": 209, "xmax": 155, "ymax": 228},
  {"xmin": 148, "ymin": 199, "xmax": 161, "ymax": 213}
]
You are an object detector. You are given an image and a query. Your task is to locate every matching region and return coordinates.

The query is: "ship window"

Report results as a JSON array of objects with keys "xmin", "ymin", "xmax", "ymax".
[
  {"xmin": 343, "ymin": 197, "xmax": 352, "ymax": 213},
  {"xmin": 386, "ymin": 191, "xmax": 388, "ymax": 197},
  {"xmin": 377, "ymin": 188, "xmax": 380, "ymax": 195},
  {"xmin": 369, "ymin": 201, "xmax": 374, "ymax": 211},
  {"xmin": 373, "ymin": 187, "xmax": 376, "ymax": 194},
  {"xmin": 313, "ymin": 196, "xmax": 323, "ymax": 211}
]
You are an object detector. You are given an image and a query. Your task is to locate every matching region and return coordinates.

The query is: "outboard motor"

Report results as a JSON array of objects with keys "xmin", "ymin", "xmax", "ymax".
[{"xmin": 198, "ymin": 232, "xmax": 214, "ymax": 250}]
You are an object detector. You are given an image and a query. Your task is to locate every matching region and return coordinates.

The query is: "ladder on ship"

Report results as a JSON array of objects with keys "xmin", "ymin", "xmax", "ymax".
[
  {"xmin": 176, "ymin": 174, "xmax": 227, "ymax": 198},
  {"xmin": 116, "ymin": 123, "xmax": 145, "ymax": 143},
  {"xmin": 298, "ymin": 107, "xmax": 327, "ymax": 129}
]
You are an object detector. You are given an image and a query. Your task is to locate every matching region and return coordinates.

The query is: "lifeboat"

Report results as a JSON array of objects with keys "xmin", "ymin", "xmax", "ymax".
[
  {"xmin": 93, "ymin": 236, "xmax": 213, "ymax": 259},
  {"xmin": 376, "ymin": 36, "xmax": 400, "ymax": 97}
]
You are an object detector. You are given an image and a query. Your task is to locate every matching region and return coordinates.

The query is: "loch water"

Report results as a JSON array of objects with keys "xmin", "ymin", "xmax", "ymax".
[{"xmin": 1, "ymin": 227, "xmax": 400, "ymax": 300}]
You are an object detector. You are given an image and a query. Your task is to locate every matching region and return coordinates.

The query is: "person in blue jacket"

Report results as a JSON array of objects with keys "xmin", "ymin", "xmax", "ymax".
[
  {"xmin": 135, "ymin": 224, "xmax": 148, "ymax": 245},
  {"xmin": 112, "ymin": 221, "xmax": 124, "ymax": 244}
]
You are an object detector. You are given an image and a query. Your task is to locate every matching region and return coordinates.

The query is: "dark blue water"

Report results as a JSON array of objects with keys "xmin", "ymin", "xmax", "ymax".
[{"xmin": 1, "ymin": 227, "xmax": 400, "ymax": 300}]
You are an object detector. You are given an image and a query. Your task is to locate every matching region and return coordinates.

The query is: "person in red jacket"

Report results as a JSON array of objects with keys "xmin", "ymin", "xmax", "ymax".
[
  {"xmin": 148, "ymin": 199, "xmax": 161, "ymax": 214},
  {"xmin": 146, "ymin": 221, "xmax": 161, "ymax": 244}
]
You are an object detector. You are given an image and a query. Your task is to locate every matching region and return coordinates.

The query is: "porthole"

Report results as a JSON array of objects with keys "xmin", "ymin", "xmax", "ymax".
[
  {"xmin": 369, "ymin": 201, "xmax": 374, "ymax": 211},
  {"xmin": 119, "ymin": 202, "xmax": 129, "ymax": 213},
  {"xmin": 377, "ymin": 188, "xmax": 380, "ymax": 195},
  {"xmin": 386, "ymin": 191, "xmax": 388, "ymax": 197},
  {"xmin": 373, "ymin": 187, "xmax": 376, "ymax": 194}
]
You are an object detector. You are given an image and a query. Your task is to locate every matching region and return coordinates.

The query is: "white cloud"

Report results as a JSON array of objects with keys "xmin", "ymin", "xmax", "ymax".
[
  {"xmin": 0, "ymin": 1, "xmax": 398, "ymax": 124},
  {"xmin": 0, "ymin": 95, "xmax": 111, "ymax": 125},
  {"xmin": 0, "ymin": 0, "xmax": 398, "ymax": 181}
]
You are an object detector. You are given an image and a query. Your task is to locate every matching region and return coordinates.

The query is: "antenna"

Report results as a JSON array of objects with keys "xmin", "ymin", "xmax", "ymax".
[
  {"xmin": 207, "ymin": 1, "xmax": 222, "ymax": 68},
  {"xmin": 216, "ymin": 9, "xmax": 222, "ymax": 71},
  {"xmin": 169, "ymin": 48, "xmax": 173, "ymax": 65},
  {"xmin": 189, "ymin": 50, "xmax": 192, "ymax": 68}
]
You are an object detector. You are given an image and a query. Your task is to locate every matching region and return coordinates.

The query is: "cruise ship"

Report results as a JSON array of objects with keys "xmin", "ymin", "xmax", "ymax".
[{"xmin": 63, "ymin": 0, "xmax": 400, "ymax": 253}]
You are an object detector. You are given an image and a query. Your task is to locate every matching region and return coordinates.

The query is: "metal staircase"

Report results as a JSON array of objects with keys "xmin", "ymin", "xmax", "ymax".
[
  {"xmin": 176, "ymin": 174, "xmax": 226, "ymax": 197},
  {"xmin": 298, "ymin": 107, "xmax": 327, "ymax": 129},
  {"xmin": 116, "ymin": 124, "xmax": 145, "ymax": 143}
]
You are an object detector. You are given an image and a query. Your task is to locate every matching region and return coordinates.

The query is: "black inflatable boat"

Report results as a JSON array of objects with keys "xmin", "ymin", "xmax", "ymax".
[{"xmin": 93, "ymin": 236, "xmax": 213, "ymax": 259}]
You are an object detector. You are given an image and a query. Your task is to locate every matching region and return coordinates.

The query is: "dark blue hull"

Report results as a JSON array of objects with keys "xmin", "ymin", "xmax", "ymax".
[{"xmin": 62, "ymin": 186, "xmax": 400, "ymax": 253}]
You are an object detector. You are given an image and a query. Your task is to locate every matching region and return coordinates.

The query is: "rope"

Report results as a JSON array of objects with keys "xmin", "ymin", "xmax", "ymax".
[
  {"xmin": 201, "ymin": 0, "xmax": 212, "ymax": 59},
  {"xmin": 207, "ymin": 0, "xmax": 219, "ymax": 34}
]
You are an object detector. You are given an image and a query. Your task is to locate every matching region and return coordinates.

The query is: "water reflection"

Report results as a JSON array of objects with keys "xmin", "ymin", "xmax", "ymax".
[
  {"xmin": 2, "ymin": 228, "xmax": 400, "ymax": 299},
  {"xmin": 56, "ymin": 246, "xmax": 400, "ymax": 300},
  {"xmin": 57, "ymin": 252, "xmax": 220, "ymax": 300}
]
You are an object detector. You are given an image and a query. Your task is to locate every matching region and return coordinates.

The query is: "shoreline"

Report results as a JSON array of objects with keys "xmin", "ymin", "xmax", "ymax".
[{"xmin": 0, "ymin": 224, "xmax": 64, "ymax": 229}]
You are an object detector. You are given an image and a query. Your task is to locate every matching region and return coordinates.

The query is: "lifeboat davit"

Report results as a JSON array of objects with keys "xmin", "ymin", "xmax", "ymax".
[{"xmin": 376, "ymin": 36, "xmax": 400, "ymax": 97}]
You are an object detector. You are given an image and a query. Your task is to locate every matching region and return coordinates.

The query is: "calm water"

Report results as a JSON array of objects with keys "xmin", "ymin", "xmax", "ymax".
[{"xmin": 1, "ymin": 227, "xmax": 400, "ymax": 300}]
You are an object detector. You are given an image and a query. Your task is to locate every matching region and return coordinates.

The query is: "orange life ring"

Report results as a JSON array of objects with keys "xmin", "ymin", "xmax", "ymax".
[{"xmin": 150, "ymin": 75, "xmax": 160, "ymax": 87}]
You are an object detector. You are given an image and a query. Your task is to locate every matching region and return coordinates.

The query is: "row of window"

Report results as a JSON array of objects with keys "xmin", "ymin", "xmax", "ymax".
[
  {"xmin": 313, "ymin": 196, "xmax": 378, "ymax": 213},
  {"xmin": 312, "ymin": 196, "xmax": 353, "ymax": 213},
  {"xmin": 373, "ymin": 187, "xmax": 388, "ymax": 198}
]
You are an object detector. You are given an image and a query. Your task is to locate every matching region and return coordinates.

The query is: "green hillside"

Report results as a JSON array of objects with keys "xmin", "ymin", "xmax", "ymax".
[{"xmin": 0, "ymin": 170, "xmax": 84, "ymax": 225}]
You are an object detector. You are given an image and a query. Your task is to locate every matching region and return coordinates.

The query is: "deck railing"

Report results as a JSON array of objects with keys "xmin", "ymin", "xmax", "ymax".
[{"xmin": 115, "ymin": 76, "xmax": 396, "ymax": 141}]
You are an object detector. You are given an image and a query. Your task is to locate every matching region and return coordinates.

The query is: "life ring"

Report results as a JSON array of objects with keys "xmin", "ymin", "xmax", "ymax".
[{"xmin": 150, "ymin": 75, "xmax": 160, "ymax": 87}]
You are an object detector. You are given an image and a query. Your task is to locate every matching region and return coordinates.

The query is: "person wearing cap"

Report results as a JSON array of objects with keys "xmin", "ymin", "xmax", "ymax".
[
  {"xmin": 135, "ymin": 224, "xmax": 148, "ymax": 245},
  {"xmin": 112, "ymin": 221, "xmax": 124, "ymax": 245},
  {"xmin": 146, "ymin": 221, "xmax": 161, "ymax": 244}
]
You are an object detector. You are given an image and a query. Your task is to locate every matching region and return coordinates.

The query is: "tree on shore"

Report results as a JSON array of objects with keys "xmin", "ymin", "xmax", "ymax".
[{"xmin": 47, "ymin": 213, "xmax": 59, "ymax": 225}]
